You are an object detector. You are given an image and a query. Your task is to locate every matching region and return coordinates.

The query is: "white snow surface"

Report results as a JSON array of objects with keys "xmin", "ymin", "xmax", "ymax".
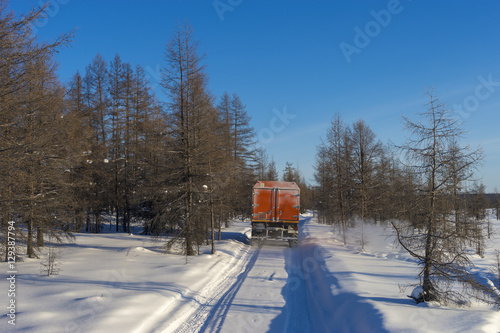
[{"xmin": 2, "ymin": 213, "xmax": 500, "ymax": 332}]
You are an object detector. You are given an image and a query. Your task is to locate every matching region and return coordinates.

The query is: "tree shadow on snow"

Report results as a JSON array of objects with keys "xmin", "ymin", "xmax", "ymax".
[
  {"xmin": 218, "ymin": 230, "xmax": 250, "ymax": 244},
  {"xmin": 269, "ymin": 242, "xmax": 390, "ymax": 333}
]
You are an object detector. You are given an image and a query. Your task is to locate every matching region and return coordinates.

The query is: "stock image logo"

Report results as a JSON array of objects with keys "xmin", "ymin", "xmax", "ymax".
[
  {"xmin": 258, "ymin": 106, "xmax": 296, "ymax": 145},
  {"xmin": 339, "ymin": 0, "xmax": 404, "ymax": 64}
]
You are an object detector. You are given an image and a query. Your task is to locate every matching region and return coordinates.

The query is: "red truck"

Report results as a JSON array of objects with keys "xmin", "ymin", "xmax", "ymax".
[{"xmin": 251, "ymin": 181, "xmax": 300, "ymax": 247}]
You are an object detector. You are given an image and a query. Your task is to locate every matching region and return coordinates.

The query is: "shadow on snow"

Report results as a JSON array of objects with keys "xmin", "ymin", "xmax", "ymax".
[{"xmin": 269, "ymin": 215, "xmax": 390, "ymax": 333}]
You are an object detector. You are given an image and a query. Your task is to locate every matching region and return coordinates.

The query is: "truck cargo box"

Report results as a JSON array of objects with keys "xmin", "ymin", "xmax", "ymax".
[{"xmin": 251, "ymin": 181, "xmax": 300, "ymax": 246}]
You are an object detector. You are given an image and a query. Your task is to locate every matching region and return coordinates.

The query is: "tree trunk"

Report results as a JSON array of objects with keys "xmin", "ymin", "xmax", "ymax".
[
  {"xmin": 27, "ymin": 218, "xmax": 35, "ymax": 258},
  {"xmin": 37, "ymin": 226, "xmax": 44, "ymax": 247}
]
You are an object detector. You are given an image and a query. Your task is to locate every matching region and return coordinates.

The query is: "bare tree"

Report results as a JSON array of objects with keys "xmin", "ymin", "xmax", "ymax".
[
  {"xmin": 393, "ymin": 89, "xmax": 483, "ymax": 303},
  {"xmin": 266, "ymin": 158, "xmax": 279, "ymax": 181},
  {"xmin": 0, "ymin": 1, "xmax": 73, "ymax": 258},
  {"xmin": 351, "ymin": 119, "xmax": 382, "ymax": 220},
  {"xmin": 160, "ymin": 22, "xmax": 216, "ymax": 255},
  {"xmin": 314, "ymin": 114, "xmax": 354, "ymax": 243},
  {"xmin": 254, "ymin": 147, "xmax": 268, "ymax": 180},
  {"xmin": 494, "ymin": 188, "xmax": 500, "ymax": 221},
  {"xmin": 328, "ymin": 114, "xmax": 353, "ymax": 243}
]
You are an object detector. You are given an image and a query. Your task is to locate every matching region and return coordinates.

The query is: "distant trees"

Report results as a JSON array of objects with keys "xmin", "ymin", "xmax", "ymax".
[
  {"xmin": 494, "ymin": 190, "xmax": 500, "ymax": 220},
  {"xmin": 266, "ymin": 158, "xmax": 279, "ymax": 181},
  {"xmin": 351, "ymin": 119, "xmax": 382, "ymax": 221},
  {"xmin": 255, "ymin": 147, "xmax": 268, "ymax": 180},
  {"xmin": 282, "ymin": 161, "xmax": 313, "ymax": 213},
  {"xmin": 315, "ymin": 114, "xmax": 367, "ymax": 243},
  {"xmin": 63, "ymin": 52, "xmax": 162, "ymax": 235}
]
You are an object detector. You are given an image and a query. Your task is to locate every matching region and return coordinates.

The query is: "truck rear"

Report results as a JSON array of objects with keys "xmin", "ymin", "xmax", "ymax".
[{"xmin": 251, "ymin": 181, "xmax": 300, "ymax": 247}]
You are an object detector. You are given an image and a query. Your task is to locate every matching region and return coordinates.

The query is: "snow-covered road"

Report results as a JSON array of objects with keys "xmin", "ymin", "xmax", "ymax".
[
  {"xmin": 170, "ymin": 215, "xmax": 388, "ymax": 333},
  {"xmin": 216, "ymin": 216, "xmax": 387, "ymax": 333}
]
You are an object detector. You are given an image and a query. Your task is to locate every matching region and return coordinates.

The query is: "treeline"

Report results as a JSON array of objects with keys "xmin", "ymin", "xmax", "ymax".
[
  {"xmin": 0, "ymin": 4, "xmax": 312, "ymax": 258},
  {"xmin": 0, "ymin": 3, "xmax": 75, "ymax": 259},
  {"xmin": 314, "ymin": 92, "xmax": 500, "ymax": 305}
]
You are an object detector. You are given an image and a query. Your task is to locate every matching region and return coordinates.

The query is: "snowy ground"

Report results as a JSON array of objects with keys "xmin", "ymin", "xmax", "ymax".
[{"xmin": 2, "ymin": 213, "xmax": 500, "ymax": 332}]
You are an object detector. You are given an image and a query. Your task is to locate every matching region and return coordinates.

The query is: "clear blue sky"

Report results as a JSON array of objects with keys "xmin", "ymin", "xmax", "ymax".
[{"xmin": 9, "ymin": 0, "xmax": 500, "ymax": 191}]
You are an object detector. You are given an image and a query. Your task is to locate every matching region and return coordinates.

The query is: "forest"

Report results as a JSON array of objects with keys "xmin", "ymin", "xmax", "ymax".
[
  {"xmin": 2, "ymin": 1, "xmax": 500, "ymax": 306},
  {"xmin": 0, "ymin": 3, "xmax": 310, "ymax": 259}
]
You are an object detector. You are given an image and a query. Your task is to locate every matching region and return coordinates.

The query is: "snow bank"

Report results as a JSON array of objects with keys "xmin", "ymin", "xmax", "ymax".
[{"xmin": 0, "ymin": 222, "xmax": 252, "ymax": 333}]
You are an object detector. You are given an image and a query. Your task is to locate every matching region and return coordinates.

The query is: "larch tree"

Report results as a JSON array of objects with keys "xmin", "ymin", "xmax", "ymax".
[
  {"xmin": 325, "ymin": 113, "xmax": 353, "ymax": 244},
  {"xmin": 393, "ymin": 89, "xmax": 483, "ymax": 303},
  {"xmin": 64, "ymin": 70, "xmax": 94, "ymax": 232},
  {"xmin": 266, "ymin": 158, "xmax": 279, "ymax": 181},
  {"xmin": 254, "ymin": 147, "xmax": 268, "ymax": 180},
  {"xmin": 216, "ymin": 92, "xmax": 257, "ymax": 218},
  {"xmin": 351, "ymin": 119, "xmax": 382, "ymax": 220},
  {"xmin": 282, "ymin": 161, "xmax": 295, "ymax": 182},
  {"xmin": 217, "ymin": 91, "xmax": 233, "ymax": 162},
  {"xmin": 108, "ymin": 53, "xmax": 125, "ymax": 231},
  {"xmin": 82, "ymin": 54, "xmax": 112, "ymax": 232},
  {"xmin": 230, "ymin": 93, "xmax": 255, "ymax": 167},
  {"xmin": 0, "ymin": 1, "xmax": 73, "ymax": 258},
  {"xmin": 160, "ymin": 22, "xmax": 215, "ymax": 255}
]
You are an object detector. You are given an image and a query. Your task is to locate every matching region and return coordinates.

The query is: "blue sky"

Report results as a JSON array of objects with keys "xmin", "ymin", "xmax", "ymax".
[{"xmin": 9, "ymin": 0, "xmax": 500, "ymax": 191}]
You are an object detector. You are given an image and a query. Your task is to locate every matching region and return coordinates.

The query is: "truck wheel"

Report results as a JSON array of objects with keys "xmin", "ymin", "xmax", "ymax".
[{"xmin": 288, "ymin": 239, "xmax": 298, "ymax": 248}]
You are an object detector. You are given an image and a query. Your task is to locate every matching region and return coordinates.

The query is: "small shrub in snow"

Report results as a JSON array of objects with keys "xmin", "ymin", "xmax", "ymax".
[{"xmin": 39, "ymin": 244, "xmax": 61, "ymax": 276}]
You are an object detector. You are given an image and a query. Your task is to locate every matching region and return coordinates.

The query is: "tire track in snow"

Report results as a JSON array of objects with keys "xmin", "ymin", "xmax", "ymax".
[
  {"xmin": 149, "ymin": 245, "xmax": 259, "ymax": 333},
  {"xmin": 198, "ymin": 245, "xmax": 261, "ymax": 332},
  {"xmin": 277, "ymin": 246, "xmax": 313, "ymax": 332}
]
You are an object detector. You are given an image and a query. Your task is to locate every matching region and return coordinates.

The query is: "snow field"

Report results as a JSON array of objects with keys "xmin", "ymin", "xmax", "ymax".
[
  {"xmin": 308, "ymin": 214, "xmax": 500, "ymax": 333},
  {"xmin": 1, "ymin": 225, "xmax": 252, "ymax": 333}
]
